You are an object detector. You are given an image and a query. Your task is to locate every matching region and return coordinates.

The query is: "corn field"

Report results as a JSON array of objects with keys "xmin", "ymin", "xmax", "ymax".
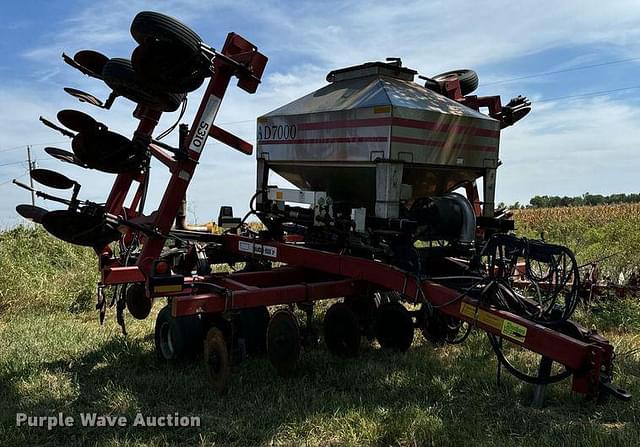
[{"xmin": 513, "ymin": 203, "xmax": 640, "ymax": 281}]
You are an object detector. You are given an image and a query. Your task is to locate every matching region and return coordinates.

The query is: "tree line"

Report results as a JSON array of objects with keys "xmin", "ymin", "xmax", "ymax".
[{"xmin": 502, "ymin": 193, "xmax": 640, "ymax": 209}]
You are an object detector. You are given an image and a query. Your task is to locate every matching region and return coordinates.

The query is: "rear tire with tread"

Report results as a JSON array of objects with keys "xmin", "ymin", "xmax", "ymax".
[
  {"xmin": 432, "ymin": 69, "xmax": 479, "ymax": 95},
  {"xmin": 130, "ymin": 11, "xmax": 205, "ymax": 93},
  {"xmin": 131, "ymin": 11, "xmax": 201, "ymax": 50}
]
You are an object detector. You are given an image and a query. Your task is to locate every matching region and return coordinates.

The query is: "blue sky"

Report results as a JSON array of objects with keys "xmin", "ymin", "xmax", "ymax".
[{"xmin": 1, "ymin": 0, "xmax": 640, "ymax": 225}]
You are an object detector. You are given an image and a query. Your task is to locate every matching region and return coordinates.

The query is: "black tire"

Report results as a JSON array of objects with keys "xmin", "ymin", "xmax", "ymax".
[
  {"xmin": 374, "ymin": 302, "xmax": 414, "ymax": 352},
  {"xmin": 324, "ymin": 302, "xmax": 361, "ymax": 358},
  {"xmin": 154, "ymin": 305, "xmax": 204, "ymax": 361},
  {"xmin": 102, "ymin": 58, "xmax": 185, "ymax": 112},
  {"xmin": 432, "ymin": 69, "xmax": 479, "ymax": 95},
  {"xmin": 131, "ymin": 11, "xmax": 201, "ymax": 50},
  {"xmin": 131, "ymin": 42, "xmax": 206, "ymax": 94},
  {"xmin": 130, "ymin": 11, "xmax": 205, "ymax": 93}
]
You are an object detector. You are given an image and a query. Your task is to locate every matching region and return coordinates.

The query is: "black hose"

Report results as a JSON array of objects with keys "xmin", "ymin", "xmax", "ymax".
[
  {"xmin": 480, "ymin": 234, "xmax": 580, "ymax": 325},
  {"xmin": 487, "ymin": 333, "xmax": 572, "ymax": 385}
]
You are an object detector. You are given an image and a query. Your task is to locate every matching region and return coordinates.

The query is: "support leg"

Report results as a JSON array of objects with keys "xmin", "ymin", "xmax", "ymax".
[{"xmin": 532, "ymin": 356, "xmax": 553, "ymax": 408}]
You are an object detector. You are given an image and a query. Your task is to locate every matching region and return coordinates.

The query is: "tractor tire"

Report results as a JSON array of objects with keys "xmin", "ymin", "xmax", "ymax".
[
  {"xmin": 374, "ymin": 302, "xmax": 414, "ymax": 352},
  {"xmin": 154, "ymin": 305, "xmax": 204, "ymax": 361},
  {"xmin": 102, "ymin": 58, "xmax": 184, "ymax": 112},
  {"xmin": 432, "ymin": 69, "xmax": 479, "ymax": 95}
]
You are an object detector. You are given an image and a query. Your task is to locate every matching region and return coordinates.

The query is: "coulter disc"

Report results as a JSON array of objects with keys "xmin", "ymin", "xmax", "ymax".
[
  {"xmin": 204, "ymin": 327, "xmax": 231, "ymax": 395},
  {"xmin": 323, "ymin": 301, "xmax": 360, "ymax": 357},
  {"xmin": 72, "ymin": 130, "xmax": 143, "ymax": 174},
  {"xmin": 15, "ymin": 204, "xmax": 49, "ymax": 223},
  {"xmin": 41, "ymin": 209, "xmax": 120, "ymax": 247},
  {"xmin": 374, "ymin": 301, "xmax": 414, "ymax": 352},
  {"xmin": 267, "ymin": 309, "xmax": 301, "ymax": 376}
]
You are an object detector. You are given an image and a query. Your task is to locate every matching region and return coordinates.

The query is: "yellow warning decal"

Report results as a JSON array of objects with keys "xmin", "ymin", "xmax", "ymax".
[
  {"xmin": 501, "ymin": 320, "xmax": 527, "ymax": 343},
  {"xmin": 154, "ymin": 284, "xmax": 183, "ymax": 293},
  {"xmin": 459, "ymin": 302, "xmax": 527, "ymax": 343},
  {"xmin": 460, "ymin": 302, "xmax": 503, "ymax": 331},
  {"xmin": 373, "ymin": 105, "xmax": 391, "ymax": 114},
  {"xmin": 275, "ymin": 191, "xmax": 284, "ymax": 200}
]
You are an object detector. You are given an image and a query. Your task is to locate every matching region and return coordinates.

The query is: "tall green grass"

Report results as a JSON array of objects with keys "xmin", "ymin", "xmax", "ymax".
[{"xmin": 0, "ymin": 225, "xmax": 98, "ymax": 315}]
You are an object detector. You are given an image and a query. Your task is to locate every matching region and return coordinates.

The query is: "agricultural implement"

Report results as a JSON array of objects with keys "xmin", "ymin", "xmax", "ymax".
[{"xmin": 14, "ymin": 11, "xmax": 631, "ymax": 403}]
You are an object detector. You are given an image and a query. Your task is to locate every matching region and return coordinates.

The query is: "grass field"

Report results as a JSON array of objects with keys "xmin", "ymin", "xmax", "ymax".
[{"xmin": 1, "ymin": 206, "xmax": 639, "ymax": 446}]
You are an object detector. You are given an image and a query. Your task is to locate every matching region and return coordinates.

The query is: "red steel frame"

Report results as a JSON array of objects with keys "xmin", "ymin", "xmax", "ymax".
[
  {"xmin": 99, "ymin": 33, "xmax": 266, "ymax": 281},
  {"xmin": 95, "ymin": 36, "xmax": 616, "ymax": 399}
]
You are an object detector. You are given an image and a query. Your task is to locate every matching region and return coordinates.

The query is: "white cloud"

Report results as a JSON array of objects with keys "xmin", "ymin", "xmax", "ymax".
[
  {"xmin": 3, "ymin": 0, "xmax": 640, "ymax": 226},
  {"xmin": 498, "ymin": 96, "xmax": 640, "ymax": 204},
  {"xmin": 242, "ymin": 0, "xmax": 640, "ymax": 75}
]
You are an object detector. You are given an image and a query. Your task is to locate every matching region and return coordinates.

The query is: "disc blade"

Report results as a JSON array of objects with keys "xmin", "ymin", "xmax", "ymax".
[
  {"xmin": 57, "ymin": 109, "xmax": 99, "ymax": 133},
  {"xmin": 63, "ymin": 87, "xmax": 104, "ymax": 108},
  {"xmin": 15, "ymin": 204, "xmax": 48, "ymax": 223},
  {"xmin": 41, "ymin": 209, "xmax": 120, "ymax": 247},
  {"xmin": 30, "ymin": 168, "xmax": 76, "ymax": 190},
  {"xmin": 44, "ymin": 147, "xmax": 85, "ymax": 167},
  {"xmin": 73, "ymin": 50, "xmax": 108, "ymax": 79},
  {"xmin": 267, "ymin": 310, "xmax": 301, "ymax": 375},
  {"xmin": 72, "ymin": 130, "xmax": 143, "ymax": 174}
]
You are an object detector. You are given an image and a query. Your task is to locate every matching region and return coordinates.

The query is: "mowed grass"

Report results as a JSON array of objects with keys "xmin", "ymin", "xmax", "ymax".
[
  {"xmin": 0, "ymin": 304, "xmax": 639, "ymax": 446},
  {"xmin": 0, "ymin": 225, "xmax": 639, "ymax": 446}
]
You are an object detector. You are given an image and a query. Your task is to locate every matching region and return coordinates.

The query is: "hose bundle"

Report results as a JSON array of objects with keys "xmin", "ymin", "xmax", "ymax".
[{"xmin": 480, "ymin": 234, "xmax": 580, "ymax": 326}]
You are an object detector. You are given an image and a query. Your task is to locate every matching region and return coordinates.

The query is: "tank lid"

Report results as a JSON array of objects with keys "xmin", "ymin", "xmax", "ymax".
[{"xmin": 326, "ymin": 60, "xmax": 417, "ymax": 83}]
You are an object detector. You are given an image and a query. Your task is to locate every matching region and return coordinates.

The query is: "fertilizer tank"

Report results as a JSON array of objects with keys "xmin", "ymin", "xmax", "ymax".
[{"xmin": 256, "ymin": 60, "xmax": 501, "ymax": 220}]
